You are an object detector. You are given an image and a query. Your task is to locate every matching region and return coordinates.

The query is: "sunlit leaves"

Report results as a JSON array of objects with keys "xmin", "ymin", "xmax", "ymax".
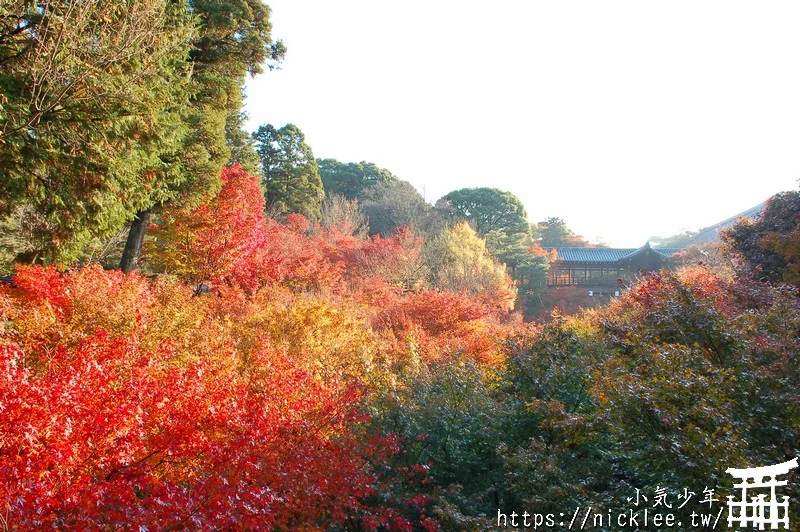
[{"xmin": 0, "ymin": 266, "xmax": 384, "ymax": 529}]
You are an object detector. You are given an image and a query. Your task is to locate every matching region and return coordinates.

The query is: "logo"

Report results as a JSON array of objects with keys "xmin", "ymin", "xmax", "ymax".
[{"xmin": 726, "ymin": 458, "xmax": 798, "ymax": 529}]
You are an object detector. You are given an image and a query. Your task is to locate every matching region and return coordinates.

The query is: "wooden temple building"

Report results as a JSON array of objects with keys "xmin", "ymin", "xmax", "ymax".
[{"xmin": 547, "ymin": 242, "xmax": 681, "ymax": 294}]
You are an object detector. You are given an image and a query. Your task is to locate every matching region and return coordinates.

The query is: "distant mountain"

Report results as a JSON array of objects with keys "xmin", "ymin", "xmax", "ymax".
[{"xmin": 686, "ymin": 201, "xmax": 766, "ymax": 247}]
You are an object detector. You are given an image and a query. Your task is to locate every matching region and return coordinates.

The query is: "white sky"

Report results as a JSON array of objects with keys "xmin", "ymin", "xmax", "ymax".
[{"xmin": 245, "ymin": 1, "xmax": 800, "ymax": 247}]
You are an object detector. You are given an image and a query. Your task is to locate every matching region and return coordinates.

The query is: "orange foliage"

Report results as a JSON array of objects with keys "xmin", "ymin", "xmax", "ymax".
[
  {"xmin": 148, "ymin": 166, "xmax": 429, "ymax": 296},
  {"xmin": 528, "ymin": 242, "xmax": 557, "ymax": 262},
  {"xmin": 372, "ymin": 289, "xmax": 519, "ymax": 367}
]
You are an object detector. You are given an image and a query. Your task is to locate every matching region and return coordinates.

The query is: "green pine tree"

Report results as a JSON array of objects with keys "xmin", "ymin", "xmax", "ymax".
[{"xmin": 253, "ymin": 123, "xmax": 324, "ymax": 222}]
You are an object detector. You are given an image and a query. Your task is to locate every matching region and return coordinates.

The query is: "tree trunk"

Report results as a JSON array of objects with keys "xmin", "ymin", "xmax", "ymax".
[{"xmin": 119, "ymin": 208, "xmax": 151, "ymax": 273}]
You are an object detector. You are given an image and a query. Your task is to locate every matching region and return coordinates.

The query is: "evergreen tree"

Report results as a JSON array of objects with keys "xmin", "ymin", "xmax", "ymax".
[
  {"xmin": 226, "ymin": 108, "xmax": 262, "ymax": 176},
  {"xmin": 253, "ymin": 123, "xmax": 324, "ymax": 221},
  {"xmin": 485, "ymin": 229, "xmax": 551, "ymax": 314},
  {"xmin": 532, "ymin": 217, "xmax": 592, "ymax": 247},
  {"xmin": 437, "ymin": 188, "xmax": 529, "ymax": 236},
  {"xmin": 0, "ymin": 0, "xmax": 196, "ymax": 264},
  {"xmin": 317, "ymin": 158, "xmax": 398, "ymax": 199}
]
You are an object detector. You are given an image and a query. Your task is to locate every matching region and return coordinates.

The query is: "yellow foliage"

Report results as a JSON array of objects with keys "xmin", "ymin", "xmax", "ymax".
[{"xmin": 425, "ymin": 222, "xmax": 516, "ymax": 310}]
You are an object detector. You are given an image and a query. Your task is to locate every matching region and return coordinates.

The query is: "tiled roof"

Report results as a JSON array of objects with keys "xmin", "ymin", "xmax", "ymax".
[
  {"xmin": 551, "ymin": 244, "xmax": 682, "ymax": 264},
  {"xmin": 553, "ymin": 248, "xmax": 636, "ymax": 262},
  {"xmin": 689, "ymin": 201, "xmax": 765, "ymax": 246}
]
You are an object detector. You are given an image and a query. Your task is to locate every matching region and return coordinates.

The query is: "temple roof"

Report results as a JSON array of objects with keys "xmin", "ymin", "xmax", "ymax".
[
  {"xmin": 688, "ymin": 201, "xmax": 765, "ymax": 246},
  {"xmin": 551, "ymin": 243, "xmax": 681, "ymax": 264}
]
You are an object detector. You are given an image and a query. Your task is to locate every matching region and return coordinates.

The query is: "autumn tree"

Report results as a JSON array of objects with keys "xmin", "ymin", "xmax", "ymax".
[
  {"xmin": 723, "ymin": 190, "xmax": 800, "ymax": 287},
  {"xmin": 320, "ymin": 194, "xmax": 369, "ymax": 237},
  {"xmin": 496, "ymin": 267, "xmax": 800, "ymax": 525},
  {"xmin": 433, "ymin": 189, "xmax": 547, "ymax": 313},
  {"xmin": 145, "ymin": 165, "xmax": 269, "ymax": 290},
  {"xmin": 424, "ymin": 222, "xmax": 516, "ymax": 309},
  {"xmin": 253, "ymin": 123, "xmax": 325, "ymax": 221},
  {"xmin": 0, "ymin": 265, "xmax": 393, "ymax": 529},
  {"xmin": 437, "ymin": 188, "xmax": 529, "ymax": 236}
]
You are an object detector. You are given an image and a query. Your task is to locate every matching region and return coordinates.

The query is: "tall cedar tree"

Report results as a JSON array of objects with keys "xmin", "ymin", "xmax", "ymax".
[
  {"xmin": 121, "ymin": 0, "xmax": 286, "ymax": 272},
  {"xmin": 226, "ymin": 109, "xmax": 263, "ymax": 176}
]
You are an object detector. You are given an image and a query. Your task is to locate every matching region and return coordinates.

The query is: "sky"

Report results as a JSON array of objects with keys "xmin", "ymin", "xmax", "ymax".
[{"xmin": 245, "ymin": 1, "xmax": 800, "ymax": 247}]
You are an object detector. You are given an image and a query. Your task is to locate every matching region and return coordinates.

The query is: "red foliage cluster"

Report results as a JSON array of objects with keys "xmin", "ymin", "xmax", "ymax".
[
  {"xmin": 148, "ymin": 165, "xmax": 427, "ymax": 296},
  {"xmin": 0, "ymin": 267, "xmax": 387, "ymax": 529},
  {"xmin": 0, "ymin": 166, "xmax": 522, "ymax": 528}
]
